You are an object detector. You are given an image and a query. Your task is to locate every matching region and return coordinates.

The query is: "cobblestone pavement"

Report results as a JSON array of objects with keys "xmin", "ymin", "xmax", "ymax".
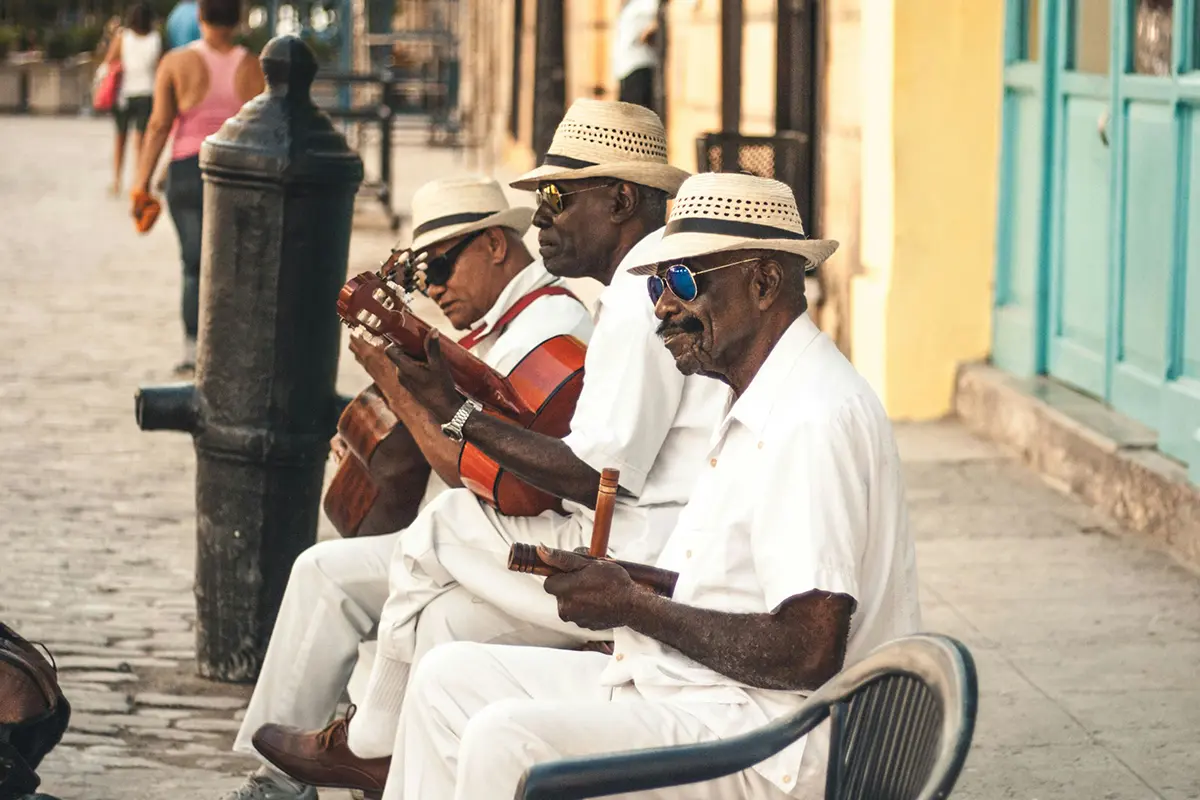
[{"xmin": 2, "ymin": 117, "xmax": 1199, "ymax": 800}]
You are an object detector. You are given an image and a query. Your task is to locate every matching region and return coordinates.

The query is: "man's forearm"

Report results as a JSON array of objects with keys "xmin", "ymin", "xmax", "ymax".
[
  {"xmin": 382, "ymin": 387, "xmax": 463, "ymax": 488},
  {"xmin": 459, "ymin": 411, "xmax": 601, "ymax": 508},
  {"xmin": 622, "ymin": 590, "xmax": 852, "ymax": 691}
]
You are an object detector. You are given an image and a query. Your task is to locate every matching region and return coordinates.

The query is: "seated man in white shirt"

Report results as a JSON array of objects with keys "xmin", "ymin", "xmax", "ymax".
[
  {"xmin": 379, "ymin": 173, "xmax": 922, "ymax": 800},
  {"xmin": 222, "ymin": 176, "xmax": 595, "ymax": 800},
  {"xmin": 247, "ymin": 100, "xmax": 732, "ymax": 797}
]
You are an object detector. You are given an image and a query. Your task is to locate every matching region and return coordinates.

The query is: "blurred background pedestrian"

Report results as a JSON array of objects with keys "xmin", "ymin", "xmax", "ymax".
[
  {"xmin": 102, "ymin": 3, "xmax": 161, "ymax": 196},
  {"xmin": 131, "ymin": 0, "xmax": 264, "ymax": 374},
  {"xmin": 612, "ymin": 0, "xmax": 660, "ymax": 110}
]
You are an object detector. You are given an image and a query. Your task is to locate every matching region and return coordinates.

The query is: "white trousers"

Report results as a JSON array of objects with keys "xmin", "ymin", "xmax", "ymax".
[
  {"xmin": 375, "ymin": 487, "xmax": 618, "ymax": 666},
  {"xmin": 345, "ymin": 488, "xmax": 618, "ymax": 756},
  {"xmin": 232, "ymin": 512, "xmax": 596, "ymax": 763},
  {"xmin": 234, "ymin": 533, "xmax": 394, "ymax": 758},
  {"xmin": 387, "ymin": 642, "xmax": 793, "ymax": 800}
]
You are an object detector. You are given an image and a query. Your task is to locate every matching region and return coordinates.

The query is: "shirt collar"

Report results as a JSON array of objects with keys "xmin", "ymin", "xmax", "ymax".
[
  {"xmin": 711, "ymin": 312, "xmax": 823, "ymax": 445},
  {"xmin": 460, "ymin": 259, "xmax": 561, "ymax": 342}
]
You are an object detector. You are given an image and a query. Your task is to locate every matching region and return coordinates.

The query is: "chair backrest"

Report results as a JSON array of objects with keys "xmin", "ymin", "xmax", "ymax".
[
  {"xmin": 514, "ymin": 634, "xmax": 976, "ymax": 800},
  {"xmin": 816, "ymin": 635, "xmax": 977, "ymax": 800}
]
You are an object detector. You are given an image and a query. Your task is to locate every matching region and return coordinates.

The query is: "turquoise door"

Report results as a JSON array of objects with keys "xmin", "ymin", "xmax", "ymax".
[
  {"xmin": 994, "ymin": 0, "xmax": 1200, "ymax": 482},
  {"xmin": 1047, "ymin": 0, "xmax": 1111, "ymax": 397}
]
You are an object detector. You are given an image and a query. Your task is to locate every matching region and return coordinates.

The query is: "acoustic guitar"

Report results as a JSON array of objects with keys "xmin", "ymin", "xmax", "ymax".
[
  {"xmin": 323, "ymin": 383, "xmax": 431, "ymax": 538},
  {"xmin": 334, "ymin": 271, "xmax": 587, "ymax": 517}
]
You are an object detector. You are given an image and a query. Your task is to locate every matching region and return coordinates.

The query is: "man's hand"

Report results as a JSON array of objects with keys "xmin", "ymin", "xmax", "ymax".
[
  {"xmin": 385, "ymin": 330, "xmax": 463, "ymax": 422},
  {"xmin": 540, "ymin": 545, "xmax": 644, "ymax": 630},
  {"xmin": 349, "ymin": 332, "xmax": 400, "ymax": 388},
  {"xmin": 330, "ymin": 434, "xmax": 349, "ymax": 464}
]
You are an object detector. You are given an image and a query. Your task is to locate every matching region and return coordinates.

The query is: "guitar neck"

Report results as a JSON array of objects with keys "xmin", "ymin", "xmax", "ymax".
[{"xmin": 383, "ymin": 313, "xmax": 533, "ymax": 421}]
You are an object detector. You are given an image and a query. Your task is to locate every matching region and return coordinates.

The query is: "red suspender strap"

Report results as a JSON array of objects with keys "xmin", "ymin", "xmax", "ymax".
[{"xmin": 456, "ymin": 285, "xmax": 582, "ymax": 350}]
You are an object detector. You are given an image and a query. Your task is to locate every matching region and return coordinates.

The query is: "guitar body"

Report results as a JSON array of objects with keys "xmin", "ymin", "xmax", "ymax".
[
  {"xmin": 323, "ymin": 385, "xmax": 431, "ymax": 538},
  {"xmin": 337, "ymin": 273, "xmax": 589, "ymax": 519},
  {"xmin": 458, "ymin": 334, "xmax": 587, "ymax": 516}
]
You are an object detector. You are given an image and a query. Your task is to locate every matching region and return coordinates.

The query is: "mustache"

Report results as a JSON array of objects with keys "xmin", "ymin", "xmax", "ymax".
[{"xmin": 656, "ymin": 316, "xmax": 703, "ymax": 339}]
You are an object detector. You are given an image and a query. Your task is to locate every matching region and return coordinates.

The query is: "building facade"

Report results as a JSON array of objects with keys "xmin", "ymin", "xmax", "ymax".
[{"xmin": 458, "ymin": 1, "xmax": 1196, "ymax": 481}]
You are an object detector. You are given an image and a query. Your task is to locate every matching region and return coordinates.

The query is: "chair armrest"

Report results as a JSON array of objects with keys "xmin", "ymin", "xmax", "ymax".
[{"xmin": 515, "ymin": 702, "xmax": 827, "ymax": 800}]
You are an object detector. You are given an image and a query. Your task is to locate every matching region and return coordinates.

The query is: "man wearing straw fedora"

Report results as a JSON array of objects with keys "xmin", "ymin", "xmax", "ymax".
[
  {"xmin": 249, "ymin": 100, "xmax": 732, "ymax": 797},
  {"xmin": 376, "ymin": 173, "xmax": 920, "ymax": 800},
  {"xmin": 221, "ymin": 176, "xmax": 594, "ymax": 800}
]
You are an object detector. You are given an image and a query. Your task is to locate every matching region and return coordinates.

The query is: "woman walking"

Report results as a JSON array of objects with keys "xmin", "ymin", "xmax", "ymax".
[
  {"xmin": 131, "ymin": 0, "xmax": 264, "ymax": 374},
  {"xmin": 104, "ymin": 3, "xmax": 161, "ymax": 196}
]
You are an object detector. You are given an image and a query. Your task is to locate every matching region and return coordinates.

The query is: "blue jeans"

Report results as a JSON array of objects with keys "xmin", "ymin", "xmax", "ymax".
[{"xmin": 166, "ymin": 155, "xmax": 202, "ymax": 339}]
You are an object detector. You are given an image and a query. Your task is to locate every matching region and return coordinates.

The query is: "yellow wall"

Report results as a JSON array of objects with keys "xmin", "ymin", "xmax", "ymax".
[{"xmin": 853, "ymin": 0, "xmax": 1003, "ymax": 419}]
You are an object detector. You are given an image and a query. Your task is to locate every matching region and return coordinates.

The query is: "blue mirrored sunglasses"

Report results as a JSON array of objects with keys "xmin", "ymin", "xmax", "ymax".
[{"xmin": 646, "ymin": 256, "xmax": 761, "ymax": 304}]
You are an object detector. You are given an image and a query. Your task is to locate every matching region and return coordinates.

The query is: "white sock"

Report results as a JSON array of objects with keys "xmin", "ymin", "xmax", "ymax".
[
  {"xmin": 182, "ymin": 335, "xmax": 197, "ymax": 364},
  {"xmin": 346, "ymin": 652, "xmax": 411, "ymax": 759}
]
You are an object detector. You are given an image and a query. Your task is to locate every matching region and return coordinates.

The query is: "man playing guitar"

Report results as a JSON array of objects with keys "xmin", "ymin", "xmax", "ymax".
[{"xmin": 222, "ymin": 176, "xmax": 593, "ymax": 800}]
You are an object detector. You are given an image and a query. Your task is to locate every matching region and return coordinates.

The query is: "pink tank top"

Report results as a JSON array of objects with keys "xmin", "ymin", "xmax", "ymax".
[{"xmin": 172, "ymin": 41, "xmax": 248, "ymax": 161}]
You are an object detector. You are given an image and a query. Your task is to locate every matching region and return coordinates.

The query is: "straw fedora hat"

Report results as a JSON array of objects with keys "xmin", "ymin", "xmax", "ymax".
[
  {"xmin": 509, "ymin": 99, "xmax": 690, "ymax": 195},
  {"xmin": 626, "ymin": 173, "xmax": 839, "ymax": 275},
  {"xmin": 408, "ymin": 176, "xmax": 534, "ymax": 254}
]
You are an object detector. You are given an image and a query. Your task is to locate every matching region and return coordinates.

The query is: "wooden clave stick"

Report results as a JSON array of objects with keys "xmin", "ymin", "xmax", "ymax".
[
  {"xmin": 507, "ymin": 467, "xmax": 679, "ymax": 597},
  {"xmin": 589, "ymin": 467, "xmax": 620, "ymax": 557}
]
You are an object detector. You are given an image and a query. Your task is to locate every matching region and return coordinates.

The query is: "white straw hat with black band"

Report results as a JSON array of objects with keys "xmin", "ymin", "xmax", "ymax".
[
  {"xmin": 625, "ymin": 173, "xmax": 839, "ymax": 275},
  {"xmin": 409, "ymin": 176, "xmax": 534, "ymax": 254},
  {"xmin": 509, "ymin": 99, "xmax": 690, "ymax": 195}
]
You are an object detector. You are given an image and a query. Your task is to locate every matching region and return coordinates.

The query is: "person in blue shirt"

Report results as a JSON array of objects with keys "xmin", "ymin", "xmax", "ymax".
[{"xmin": 164, "ymin": 0, "xmax": 202, "ymax": 50}]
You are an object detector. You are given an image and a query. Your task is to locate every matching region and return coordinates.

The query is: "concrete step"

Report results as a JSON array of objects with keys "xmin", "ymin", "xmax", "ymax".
[{"xmin": 954, "ymin": 362, "xmax": 1200, "ymax": 570}]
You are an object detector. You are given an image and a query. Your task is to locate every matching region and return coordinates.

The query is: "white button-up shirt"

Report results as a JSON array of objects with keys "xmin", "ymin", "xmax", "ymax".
[
  {"xmin": 420, "ymin": 260, "xmax": 595, "ymax": 506},
  {"xmin": 562, "ymin": 229, "xmax": 732, "ymax": 556},
  {"xmin": 601, "ymin": 313, "xmax": 921, "ymax": 797},
  {"xmin": 462, "ymin": 259, "xmax": 594, "ymax": 374}
]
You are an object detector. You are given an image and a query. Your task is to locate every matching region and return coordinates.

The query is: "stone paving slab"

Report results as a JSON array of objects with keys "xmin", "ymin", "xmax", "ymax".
[{"xmin": 1, "ymin": 117, "xmax": 1198, "ymax": 800}]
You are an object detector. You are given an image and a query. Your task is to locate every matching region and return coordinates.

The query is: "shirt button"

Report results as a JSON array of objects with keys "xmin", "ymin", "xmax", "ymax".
[
  {"xmin": 685, "ymin": 549, "xmax": 692, "ymax": 559},
  {"xmin": 615, "ymin": 653, "xmax": 625, "ymax": 662},
  {"xmin": 709, "ymin": 457, "xmax": 718, "ymax": 467},
  {"xmin": 782, "ymin": 775, "xmax": 792, "ymax": 785},
  {"xmin": 757, "ymin": 441, "xmax": 764, "ymax": 449}
]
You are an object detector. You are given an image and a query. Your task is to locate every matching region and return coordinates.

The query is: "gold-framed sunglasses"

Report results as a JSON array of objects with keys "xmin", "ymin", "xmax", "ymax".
[{"xmin": 535, "ymin": 181, "xmax": 617, "ymax": 215}]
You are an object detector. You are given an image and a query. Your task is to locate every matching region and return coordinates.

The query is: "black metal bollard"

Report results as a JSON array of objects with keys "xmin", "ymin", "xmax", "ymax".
[{"xmin": 135, "ymin": 36, "xmax": 364, "ymax": 682}]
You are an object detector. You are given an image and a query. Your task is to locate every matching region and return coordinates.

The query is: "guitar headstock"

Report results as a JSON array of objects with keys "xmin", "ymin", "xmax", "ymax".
[
  {"xmin": 378, "ymin": 246, "xmax": 429, "ymax": 295},
  {"xmin": 337, "ymin": 272, "xmax": 410, "ymax": 339}
]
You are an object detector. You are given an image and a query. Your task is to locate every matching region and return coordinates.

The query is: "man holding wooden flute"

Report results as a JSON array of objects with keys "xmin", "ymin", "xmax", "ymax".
[{"xmin": 379, "ymin": 173, "xmax": 922, "ymax": 799}]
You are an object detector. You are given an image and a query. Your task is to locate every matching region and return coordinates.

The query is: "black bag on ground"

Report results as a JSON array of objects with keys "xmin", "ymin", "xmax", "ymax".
[{"xmin": 0, "ymin": 622, "xmax": 70, "ymax": 800}]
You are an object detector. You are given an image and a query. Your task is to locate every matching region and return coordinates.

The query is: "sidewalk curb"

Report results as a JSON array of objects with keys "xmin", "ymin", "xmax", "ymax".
[{"xmin": 954, "ymin": 362, "xmax": 1200, "ymax": 570}]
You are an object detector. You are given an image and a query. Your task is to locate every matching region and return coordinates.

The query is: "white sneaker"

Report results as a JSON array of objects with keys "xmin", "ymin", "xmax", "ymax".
[{"xmin": 219, "ymin": 772, "xmax": 317, "ymax": 800}]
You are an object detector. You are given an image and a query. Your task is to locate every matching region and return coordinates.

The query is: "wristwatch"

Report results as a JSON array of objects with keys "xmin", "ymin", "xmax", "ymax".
[{"xmin": 440, "ymin": 399, "xmax": 482, "ymax": 442}]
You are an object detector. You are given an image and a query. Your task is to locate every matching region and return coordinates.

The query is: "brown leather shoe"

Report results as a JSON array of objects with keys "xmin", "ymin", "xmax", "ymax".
[{"xmin": 252, "ymin": 706, "xmax": 390, "ymax": 792}]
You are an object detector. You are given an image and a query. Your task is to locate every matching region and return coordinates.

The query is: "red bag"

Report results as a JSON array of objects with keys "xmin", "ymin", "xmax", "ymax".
[{"xmin": 93, "ymin": 62, "xmax": 122, "ymax": 112}]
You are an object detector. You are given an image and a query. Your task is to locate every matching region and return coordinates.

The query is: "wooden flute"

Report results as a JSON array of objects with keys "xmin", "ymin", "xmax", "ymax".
[{"xmin": 506, "ymin": 467, "xmax": 679, "ymax": 597}]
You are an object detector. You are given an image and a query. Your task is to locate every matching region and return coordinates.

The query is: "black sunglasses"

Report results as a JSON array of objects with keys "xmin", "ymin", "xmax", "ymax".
[{"xmin": 411, "ymin": 229, "xmax": 487, "ymax": 293}]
